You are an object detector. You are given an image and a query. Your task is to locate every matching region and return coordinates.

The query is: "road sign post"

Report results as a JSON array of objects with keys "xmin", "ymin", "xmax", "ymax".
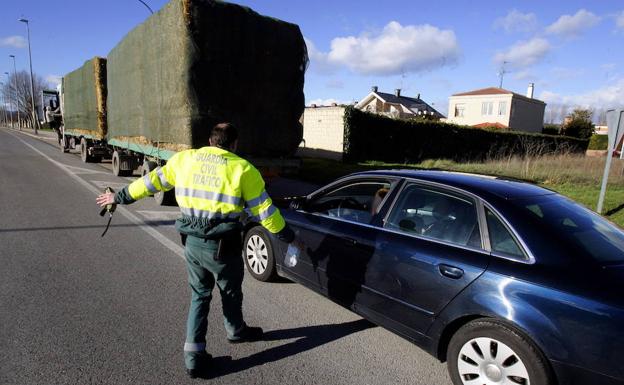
[{"xmin": 597, "ymin": 109, "xmax": 624, "ymax": 213}]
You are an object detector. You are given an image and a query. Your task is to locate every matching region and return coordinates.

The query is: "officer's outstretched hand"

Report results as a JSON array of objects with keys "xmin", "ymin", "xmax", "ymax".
[{"xmin": 96, "ymin": 192, "xmax": 115, "ymax": 207}]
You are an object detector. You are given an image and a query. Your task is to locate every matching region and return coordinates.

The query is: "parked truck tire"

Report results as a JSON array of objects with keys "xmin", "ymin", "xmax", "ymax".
[
  {"xmin": 60, "ymin": 134, "xmax": 69, "ymax": 153},
  {"xmin": 154, "ymin": 187, "xmax": 177, "ymax": 206},
  {"xmin": 112, "ymin": 150, "xmax": 134, "ymax": 177},
  {"xmin": 80, "ymin": 137, "xmax": 100, "ymax": 163}
]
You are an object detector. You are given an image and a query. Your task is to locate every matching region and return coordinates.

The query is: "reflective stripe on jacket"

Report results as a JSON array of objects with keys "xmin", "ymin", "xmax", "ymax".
[{"xmin": 126, "ymin": 147, "xmax": 286, "ymax": 234}]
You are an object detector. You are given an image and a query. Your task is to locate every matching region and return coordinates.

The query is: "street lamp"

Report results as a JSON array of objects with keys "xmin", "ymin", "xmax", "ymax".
[
  {"xmin": 8, "ymin": 55, "xmax": 21, "ymax": 130},
  {"xmin": 0, "ymin": 81, "xmax": 7, "ymax": 127},
  {"xmin": 4, "ymin": 71, "xmax": 16, "ymax": 129},
  {"xmin": 18, "ymin": 17, "xmax": 38, "ymax": 134}
]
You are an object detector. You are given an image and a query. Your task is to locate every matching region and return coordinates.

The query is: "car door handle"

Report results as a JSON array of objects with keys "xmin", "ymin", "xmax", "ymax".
[
  {"xmin": 439, "ymin": 264, "xmax": 464, "ymax": 279},
  {"xmin": 343, "ymin": 237, "xmax": 357, "ymax": 246}
]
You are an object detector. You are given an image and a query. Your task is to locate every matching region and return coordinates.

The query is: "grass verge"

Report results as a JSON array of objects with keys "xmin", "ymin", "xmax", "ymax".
[{"xmin": 297, "ymin": 155, "xmax": 624, "ymax": 226}]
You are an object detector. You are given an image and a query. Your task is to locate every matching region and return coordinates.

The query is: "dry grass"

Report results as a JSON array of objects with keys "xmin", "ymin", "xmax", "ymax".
[{"xmin": 417, "ymin": 154, "xmax": 624, "ymax": 187}]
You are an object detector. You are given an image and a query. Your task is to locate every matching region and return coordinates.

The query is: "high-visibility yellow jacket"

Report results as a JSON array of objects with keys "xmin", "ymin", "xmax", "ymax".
[{"xmin": 115, "ymin": 146, "xmax": 287, "ymax": 239}]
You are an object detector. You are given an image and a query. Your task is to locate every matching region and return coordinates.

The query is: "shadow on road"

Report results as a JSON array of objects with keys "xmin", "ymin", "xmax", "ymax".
[{"xmin": 202, "ymin": 319, "xmax": 375, "ymax": 379}]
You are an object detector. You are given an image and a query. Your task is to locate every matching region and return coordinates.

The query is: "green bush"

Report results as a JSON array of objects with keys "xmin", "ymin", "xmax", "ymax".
[
  {"xmin": 588, "ymin": 134, "xmax": 608, "ymax": 150},
  {"xmin": 342, "ymin": 106, "xmax": 588, "ymax": 162},
  {"xmin": 542, "ymin": 124, "xmax": 561, "ymax": 135}
]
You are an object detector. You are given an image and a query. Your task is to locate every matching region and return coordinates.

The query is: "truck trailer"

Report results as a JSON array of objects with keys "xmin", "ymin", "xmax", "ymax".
[{"xmin": 58, "ymin": 0, "xmax": 308, "ymax": 205}]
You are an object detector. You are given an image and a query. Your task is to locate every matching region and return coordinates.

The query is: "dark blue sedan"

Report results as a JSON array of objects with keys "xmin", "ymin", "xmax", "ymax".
[{"xmin": 243, "ymin": 170, "xmax": 624, "ymax": 385}]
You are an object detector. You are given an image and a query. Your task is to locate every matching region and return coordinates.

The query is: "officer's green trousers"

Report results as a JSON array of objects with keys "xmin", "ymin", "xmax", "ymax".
[{"xmin": 183, "ymin": 235, "xmax": 245, "ymax": 369}]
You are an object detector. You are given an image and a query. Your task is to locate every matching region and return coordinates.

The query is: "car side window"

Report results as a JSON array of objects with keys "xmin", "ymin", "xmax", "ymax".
[
  {"xmin": 485, "ymin": 208, "xmax": 526, "ymax": 259},
  {"xmin": 307, "ymin": 180, "xmax": 391, "ymax": 224},
  {"xmin": 385, "ymin": 184, "xmax": 481, "ymax": 248}
]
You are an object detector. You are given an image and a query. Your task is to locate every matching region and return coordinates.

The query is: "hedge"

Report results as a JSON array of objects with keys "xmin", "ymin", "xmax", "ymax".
[
  {"xmin": 343, "ymin": 107, "xmax": 589, "ymax": 162},
  {"xmin": 588, "ymin": 134, "xmax": 608, "ymax": 150}
]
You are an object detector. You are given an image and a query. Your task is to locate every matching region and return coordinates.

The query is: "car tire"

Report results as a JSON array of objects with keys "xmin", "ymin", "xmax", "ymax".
[
  {"xmin": 243, "ymin": 226, "xmax": 277, "ymax": 282},
  {"xmin": 447, "ymin": 319, "xmax": 553, "ymax": 385}
]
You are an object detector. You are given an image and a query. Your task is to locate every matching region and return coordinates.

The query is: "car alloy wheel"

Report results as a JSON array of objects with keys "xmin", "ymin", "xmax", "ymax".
[
  {"xmin": 447, "ymin": 320, "xmax": 553, "ymax": 385},
  {"xmin": 457, "ymin": 337, "xmax": 529, "ymax": 385},
  {"xmin": 247, "ymin": 234, "xmax": 268, "ymax": 275},
  {"xmin": 243, "ymin": 226, "xmax": 277, "ymax": 282}
]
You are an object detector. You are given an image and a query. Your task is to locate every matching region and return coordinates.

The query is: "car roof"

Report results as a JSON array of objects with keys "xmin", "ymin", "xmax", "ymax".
[{"xmin": 353, "ymin": 169, "xmax": 555, "ymax": 200}]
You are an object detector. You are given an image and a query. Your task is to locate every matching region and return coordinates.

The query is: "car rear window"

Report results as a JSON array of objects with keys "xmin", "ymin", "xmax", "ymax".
[{"xmin": 514, "ymin": 195, "xmax": 624, "ymax": 264}]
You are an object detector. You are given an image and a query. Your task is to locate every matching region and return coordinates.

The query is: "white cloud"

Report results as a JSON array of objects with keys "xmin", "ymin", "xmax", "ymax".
[
  {"xmin": 616, "ymin": 11, "xmax": 624, "ymax": 30},
  {"xmin": 494, "ymin": 38, "xmax": 551, "ymax": 69},
  {"xmin": 0, "ymin": 35, "xmax": 27, "ymax": 48},
  {"xmin": 46, "ymin": 75, "xmax": 62, "ymax": 87},
  {"xmin": 539, "ymin": 78, "xmax": 624, "ymax": 109},
  {"xmin": 325, "ymin": 79, "xmax": 344, "ymax": 89},
  {"xmin": 513, "ymin": 70, "xmax": 536, "ymax": 81},
  {"xmin": 546, "ymin": 9, "xmax": 600, "ymax": 37},
  {"xmin": 550, "ymin": 67, "xmax": 585, "ymax": 80},
  {"xmin": 309, "ymin": 21, "xmax": 460, "ymax": 76},
  {"xmin": 494, "ymin": 10, "xmax": 538, "ymax": 33},
  {"xmin": 304, "ymin": 37, "xmax": 335, "ymax": 74},
  {"xmin": 307, "ymin": 98, "xmax": 351, "ymax": 107}
]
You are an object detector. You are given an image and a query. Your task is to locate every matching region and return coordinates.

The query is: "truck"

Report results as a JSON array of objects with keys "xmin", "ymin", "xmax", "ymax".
[{"xmin": 56, "ymin": 0, "xmax": 308, "ymax": 205}]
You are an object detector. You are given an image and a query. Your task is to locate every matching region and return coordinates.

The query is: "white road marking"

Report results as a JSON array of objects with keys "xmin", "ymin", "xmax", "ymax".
[
  {"xmin": 136, "ymin": 210, "xmax": 180, "ymax": 221},
  {"xmin": 65, "ymin": 165, "xmax": 109, "ymax": 175},
  {"xmin": 91, "ymin": 181, "xmax": 131, "ymax": 190},
  {"xmin": 8, "ymin": 130, "xmax": 185, "ymax": 259}
]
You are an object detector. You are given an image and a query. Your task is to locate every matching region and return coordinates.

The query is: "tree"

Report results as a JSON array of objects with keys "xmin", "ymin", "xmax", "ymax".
[
  {"xmin": 563, "ymin": 108, "xmax": 594, "ymax": 139},
  {"xmin": 0, "ymin": 70, "xmax": 50, "ymax": 128}
]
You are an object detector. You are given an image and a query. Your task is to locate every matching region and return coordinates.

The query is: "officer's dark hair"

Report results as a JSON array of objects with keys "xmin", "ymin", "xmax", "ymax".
[{"xmin": 210, "ymin": 122, "xmax": 238, "ymax": 149}]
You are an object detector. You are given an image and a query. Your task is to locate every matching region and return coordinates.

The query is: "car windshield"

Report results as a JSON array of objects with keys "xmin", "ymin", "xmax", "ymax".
[{"xmin": 513, "ymin": 194, "xmax": 624, "ymax": 264}]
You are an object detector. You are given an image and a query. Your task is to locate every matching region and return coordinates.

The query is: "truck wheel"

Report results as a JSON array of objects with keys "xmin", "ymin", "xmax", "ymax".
[
  {"xmin": 80, "ymin": 138, "xmax": 96, "ymax": 163},
  {"xmin": 60, "ymin": 134, "xmax": 69, "ymax": 153},
  {"xmin": 243, "ymin": 226, "xmax": 277, "ymax": 282},
  {"xmin": 112, "ymin": 150, "xmax": 133, "ymax": 177},
  {"xmin": 154, "ymin": 188, "xmax": 177, "ymax": 206}
]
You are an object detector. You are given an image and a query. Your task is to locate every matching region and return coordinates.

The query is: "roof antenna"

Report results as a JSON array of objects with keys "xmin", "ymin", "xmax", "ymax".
[{"xmin": 498, "ymin": 61, "xmax": 509, "ymax": 88}]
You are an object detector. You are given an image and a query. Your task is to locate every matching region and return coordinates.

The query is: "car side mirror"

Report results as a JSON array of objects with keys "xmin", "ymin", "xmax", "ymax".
[{"xmin": 289, "ymin": 196, "xmax": 308, "ymax": 211}]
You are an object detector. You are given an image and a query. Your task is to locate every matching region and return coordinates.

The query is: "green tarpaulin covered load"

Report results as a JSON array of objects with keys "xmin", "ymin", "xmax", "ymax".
[
  {"xmin": 107, "ymin": 0, "xmax": 308, "ymax": 157},
  {"xmin": 61, "ymin": 57, "xmax": 107, "ymax": 139}
]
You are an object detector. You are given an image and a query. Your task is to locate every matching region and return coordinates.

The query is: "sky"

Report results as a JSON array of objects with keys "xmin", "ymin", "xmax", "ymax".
[{"xmin": 1, "ymin": 0, "xmax": 623, "ymax": 121}]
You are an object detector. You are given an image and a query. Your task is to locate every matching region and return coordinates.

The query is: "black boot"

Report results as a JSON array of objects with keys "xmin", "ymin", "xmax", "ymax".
[{"xmin": 228, "ymin": 326, "xmax": 264, "ymax": 343}]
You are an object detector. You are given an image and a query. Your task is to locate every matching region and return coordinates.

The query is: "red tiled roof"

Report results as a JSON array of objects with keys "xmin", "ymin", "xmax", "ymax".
[
  {"xmin": 473, "ymin": 122, "xmax": 508, "ymax": 129},
  {"xmin": 453, "ymin": 87, "xmax": 512, "ymax": 96}
]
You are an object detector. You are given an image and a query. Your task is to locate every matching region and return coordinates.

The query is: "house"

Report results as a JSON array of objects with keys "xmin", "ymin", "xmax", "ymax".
[
  {"xmin": 355, "ymin": 86, "xmax": 444, "ymax": 120},
  {"xmin": 446, "ymin": 84, "xmax": 546, "ymax": 133}
]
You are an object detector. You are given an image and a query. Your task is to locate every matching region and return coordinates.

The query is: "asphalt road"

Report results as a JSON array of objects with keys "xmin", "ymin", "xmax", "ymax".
[{"xmin": 0, "ymin": 127, "xmax": 453, "ymax": 385}]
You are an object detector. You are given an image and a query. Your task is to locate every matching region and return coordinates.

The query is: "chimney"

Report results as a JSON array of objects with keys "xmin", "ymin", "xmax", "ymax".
[
  {"xmin": 527, "ymin": 83, "xmax": 534, "ymax": 99},
  {"xmin": 416, "ymin": 93, "xmax": 421, "ymax": 100},
  {"xmin": 371, "ymin": 85, "xmax": 378, "ymax": 93},
  {"xmin": 395, "ymin": 88, "xmax": 401, "ymax": 97}
]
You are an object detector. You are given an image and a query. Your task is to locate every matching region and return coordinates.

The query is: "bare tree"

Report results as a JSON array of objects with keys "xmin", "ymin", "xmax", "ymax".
[{"xmin": 1, "ymin": 70, "xmax": 49, "ymax": 128}]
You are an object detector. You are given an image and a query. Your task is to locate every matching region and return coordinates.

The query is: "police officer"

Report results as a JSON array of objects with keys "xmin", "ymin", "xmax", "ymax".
[{"xmin": 96, "ymin": 122, "xmax": 294, "ymax": 378}]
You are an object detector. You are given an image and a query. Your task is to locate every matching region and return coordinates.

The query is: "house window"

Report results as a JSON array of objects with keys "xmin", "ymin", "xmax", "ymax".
[
  {"xmin": 454, "ymin": 104, "xmax": 465, "ymax": 117},
  {"xmin": 498, "ymin": 101, "xmax": 507, "ymax": 116},
  {"xmin": 481, "ymin": 102, "xmax": 493, "ymax": 116}
]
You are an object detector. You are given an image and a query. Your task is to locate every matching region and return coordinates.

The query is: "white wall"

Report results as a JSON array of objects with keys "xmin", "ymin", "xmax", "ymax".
[
  {"xmin": 446, "ymin": 94, "xmax": 512, "ymax": 127},
  {"xmin": 298, "ymin": 106, "xmax": 345, "ymax": 160}
]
